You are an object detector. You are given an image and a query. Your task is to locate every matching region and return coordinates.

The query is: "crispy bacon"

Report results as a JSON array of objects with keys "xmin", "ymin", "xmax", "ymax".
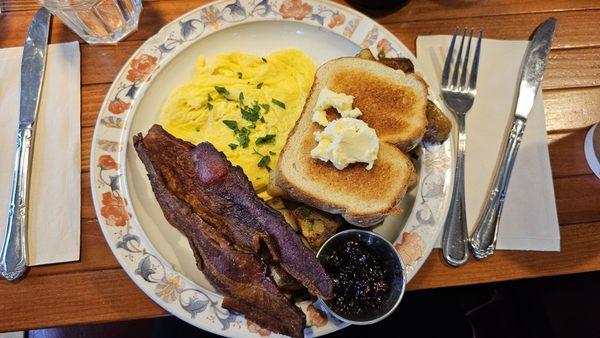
[
  {"xmin": 134, "ymin": 134, "xmax": 305, "ymax": 338},
  {"xmin": 138, "ymin": 125, "xmax": 333, "ymax": 300}
]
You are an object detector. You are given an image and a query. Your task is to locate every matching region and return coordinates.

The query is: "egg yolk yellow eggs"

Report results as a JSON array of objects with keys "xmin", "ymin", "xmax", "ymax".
[{"xmin": 160, "ymin": 49, "xmax": 316, "ymax": 198}]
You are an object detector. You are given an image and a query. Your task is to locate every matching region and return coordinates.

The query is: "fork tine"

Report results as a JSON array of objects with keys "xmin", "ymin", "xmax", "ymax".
[
  {"xmin": 451, "ymin": 28, "xmax": 467, "ymax": 89},
  {"xmin": 469, "ymin": 30, "xmax": 483, "ymax": 91},
  {"xmin": 441, "ymin": 28, "xmax": 458, "ymax": 88},
  {"xmin": 459, "ymin": 28, "xmax": 474, "ymax": 90}
]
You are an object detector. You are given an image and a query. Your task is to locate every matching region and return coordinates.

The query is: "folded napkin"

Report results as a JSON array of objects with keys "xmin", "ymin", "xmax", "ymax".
[
  {"xmin": 417, "ymin": 36, "xmax": 560, "ymax": 251},
  {"xmin": 0, "ymin": 42, "xmax": 81, "ymax": 265}
]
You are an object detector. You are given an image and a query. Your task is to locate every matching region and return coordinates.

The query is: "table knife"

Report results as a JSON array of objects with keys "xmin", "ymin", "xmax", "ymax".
[
  {"xmin": 0, "ymin": 8, "xmax": 51, "ymax": 281},
  {"xmin": 469, "ymin": 18, "xmax": 557, "ymax": 259}
]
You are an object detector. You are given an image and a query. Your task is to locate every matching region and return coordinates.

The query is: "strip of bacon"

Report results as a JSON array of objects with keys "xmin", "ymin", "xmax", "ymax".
[
  {"xmin": 139, "ymin": 125, "xmax": 333, "ymax": 299},
  {"xmin": 134, "ymin": 135, "xmax": 306, "ymax": 338}
]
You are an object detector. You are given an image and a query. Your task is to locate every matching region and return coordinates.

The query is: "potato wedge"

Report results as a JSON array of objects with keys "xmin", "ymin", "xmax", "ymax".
[
  {"xmin": 424, "ymin": 100, "xmax": 452, "ymax": 143},
  {"xmin": 266, "ymin": 197, "xmax": 299, "ymax": 232},
  {"xmin": 356, "ymin": 48, "xmax": 415, "ymax": 74},
  {"xmin": 292, "ymin": 206, "xmax": 341, "ymax": 251},
  {"xmin": 378, "ymin": 57, "xmax": 415, "ymax": 74},
  {"xmin": 266, "ymin": 197, "xmax": 286, "ymax": 210},
  {"xmin": 355, "ymin": 48, "xmax": 377, "ymax": 60}
]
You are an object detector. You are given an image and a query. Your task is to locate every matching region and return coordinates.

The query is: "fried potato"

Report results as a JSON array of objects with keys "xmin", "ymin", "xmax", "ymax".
[
  {"xmin": 266, "ymin": 197, "xmax": 286, "ymax": 210},
  {"xmin": 355, "ymin": 48, "xmax": 377, "ymax": 60},
  {"xmin": 356, "ymin": 48, "xmax": 416, "ymax": 74},
  {"xmin": 292, "ymin": 206, "xmax": 341, "ymax": 251},
  {"xmin": 378, "ymin": 57, "xmax": 415, "ymax": 74},
  {"xmin": 266, "ymin": 197, "xmax": 299, "ymax": 232},
  {"xmin": 424, "ymin": 100, "xmax": 452, "ymax": 143}
]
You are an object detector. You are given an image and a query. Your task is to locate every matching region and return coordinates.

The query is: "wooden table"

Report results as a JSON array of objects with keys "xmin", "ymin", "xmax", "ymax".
[{"xmin": 1, "ymin": 0, "xmax": 600, "ymax": 333}]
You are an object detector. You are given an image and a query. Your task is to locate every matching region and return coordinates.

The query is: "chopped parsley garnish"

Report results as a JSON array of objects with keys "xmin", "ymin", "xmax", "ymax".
[
  {"xmin": 253, "ymin": 148, "xmax": 272, "ymax": 171},
  {"xmin": 256, "ymin": 82, "xmax": 263, "ymax": 89},
  {"xmin": 214, "ymin": 86, "xmax": 229, "ymax": 96},
  {"xmin": 257, "ymin": 155, "xmax": 271, "ymax": 171},
  {"xmin": 220, "ymin": 93, "xmax": 277, "ymax": 150},
  {"xmin": 237, "ymin": 134, "xmax": 250, "ymax": 148},
  {"xmin": 261, "ymin": 57, "xmax": 267, "ymax": 63},
  {"xmin": 207, "ymin": 102, "xmax": 213, "ymax": 110},
  {"xmin": 195, "ymin": 127, "xmax": 200, "ymax": 132},
  {"xmin": 207, "ymin": 93, "xmax": 213, "ymax": 101},
  {"xmin": 241, "ymin": 102, "xmax": 260, "ymax": 122},
  {"xmin": 222, "ymin": 120, "xmax": 238, "ymax": 131},
  {"xmin": 272, "ymin": 98, "xmax": 286, "ymax": 109},
  {"xmin": 255, "ymin": 134, "xmax": 276, "ymax": 145},
  {"xmin": 378, "ymin": 49, "xmax": 386, "ymax": 59},
  {"xmin": 269, "ymin": 151, "xmax": 276, "ymax": 155},
  {"xmin": 237, "ymin": 127, "xmax": 250, "ymax": 148},
  {"xmin": 260, "ymin": 103, "xmax": 270, "ymax": 114},
  {"xmin": 237, "ymin": 72, "xmax": 243, "ymax": 79}
]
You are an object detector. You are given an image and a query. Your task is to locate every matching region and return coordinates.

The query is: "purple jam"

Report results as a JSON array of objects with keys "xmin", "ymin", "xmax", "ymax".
[{"xmin": 320, "ymin": 239, "xmax": 393, "ymax": 318}]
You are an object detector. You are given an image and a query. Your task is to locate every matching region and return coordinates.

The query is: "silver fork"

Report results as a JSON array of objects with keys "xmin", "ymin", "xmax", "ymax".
[{"xmin": 440, "ymin": 28, "xmax": 483, "ymax": 267}]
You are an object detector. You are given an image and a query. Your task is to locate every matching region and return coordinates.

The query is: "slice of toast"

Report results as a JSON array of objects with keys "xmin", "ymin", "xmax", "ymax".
[
  {"xmin": 314, "ymin": 57, "xmax": 428, "ymax": 151},
  {"xmin": 272, "ymin": 57, "xmax": 425, "ymax": 226}
]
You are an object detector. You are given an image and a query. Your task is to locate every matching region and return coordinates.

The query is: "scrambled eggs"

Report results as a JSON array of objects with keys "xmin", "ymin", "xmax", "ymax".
[{"xmin": 160, "ymin": 50, "xmax": 316, "ymax": 198}]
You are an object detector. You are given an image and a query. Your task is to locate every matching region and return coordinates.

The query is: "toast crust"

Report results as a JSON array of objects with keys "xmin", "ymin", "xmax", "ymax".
[
  {"xmin": 274, "ymin": 144, "xmax": 414, "ymax": 227},
  {"xmin": 274, "ymin": 57, "xmax": 426, "ymax": 226}
]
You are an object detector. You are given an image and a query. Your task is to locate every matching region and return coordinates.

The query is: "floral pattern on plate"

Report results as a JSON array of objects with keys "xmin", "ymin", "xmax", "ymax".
[{"xmin": 90, "ymin": 0, "xmax": 454, "ymax": 337}]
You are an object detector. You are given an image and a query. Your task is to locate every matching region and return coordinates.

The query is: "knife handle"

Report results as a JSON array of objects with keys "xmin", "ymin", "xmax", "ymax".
[
  {"xmin": 470, "ymin": 118, "xmax": 526, "ymax": 259},
  {"xmin": 0, "ymin": 125, "xmax": 34, "ymax": 281}
]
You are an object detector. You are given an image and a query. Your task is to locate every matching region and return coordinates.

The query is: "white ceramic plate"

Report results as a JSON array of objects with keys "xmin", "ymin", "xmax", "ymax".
[{"xmin": 91, "ymin": 1, "xmax": 454, "ymax": 337}]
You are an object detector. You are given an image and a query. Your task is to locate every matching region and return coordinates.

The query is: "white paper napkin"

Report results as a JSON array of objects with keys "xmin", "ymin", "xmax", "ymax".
[
  {"xmin": 0, "ymin": 42, "xmax": 81, "ymax": 265},
  {"xmin": 417, "ymin": 36, "xmax": 560, "ymax": 251}
]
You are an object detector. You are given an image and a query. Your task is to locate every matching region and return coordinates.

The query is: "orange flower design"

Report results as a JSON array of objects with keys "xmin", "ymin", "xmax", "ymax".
[
  {"xmin": 377, "ymin": 38, "xmax": 392, "ymax": 55},
  {"xmin": 100, "ymin": 192, "xmax": 131, "ymax": 227},
  {"xmin": 328, "ymin": 12, "xmax": 345, "ymax": 28},
  {"xmin": 247, "ymin": 319, "xmax": 271, "ymax": 336},
  {"xmin": 279, "ymin": 0, "xmax": 313, "ymax": 20},
  {"xmin": 395, "ymin": 231, "xmax": 425, "ymax": 267},
  {"xmin": 108, "ymin": 98, "xmax": 130, "ymax": 115},
  {"xmin": 99, "ymin": 154, "xmax": 119, "ymax": 170},
  {"xmin": 201, "ymin": 6, "xmax": 222, "ymax": 29},
  {"xmin": 126, "ymin": 54, "xmax": 158, "ymax": 83},
  {"xmin": 307, "ymin": 304, "xmax": 327, "ymax": 327}
]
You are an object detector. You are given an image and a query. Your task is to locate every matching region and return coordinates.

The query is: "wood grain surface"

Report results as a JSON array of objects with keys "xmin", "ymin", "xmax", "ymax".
[{"xmin": 1, "ymin": 0, "xmax": 600, "ymax": 333}]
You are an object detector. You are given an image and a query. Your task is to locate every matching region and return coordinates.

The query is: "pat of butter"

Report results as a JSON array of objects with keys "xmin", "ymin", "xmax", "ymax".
[
  {"xmin": 311, "ymin": 87, "xmax": 362, "ymax": 126},
  {"xmin": 311, "ymin": 117, "xmax": 379, "ymax": 170}
]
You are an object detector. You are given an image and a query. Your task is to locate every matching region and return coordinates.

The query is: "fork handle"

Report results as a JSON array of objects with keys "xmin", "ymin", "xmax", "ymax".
[
  {"xmin": 470, "ymin": 117, "xmax": 526, "ymax": 259},
  {"xmin": 442, "ymin": 115, "xmax": 469, "ymax": 266}
]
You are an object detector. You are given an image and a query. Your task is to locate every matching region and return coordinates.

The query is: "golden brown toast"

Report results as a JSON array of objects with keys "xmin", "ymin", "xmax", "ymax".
[
  {"xmin": 318, "ymin": 58, "xmax": 428, "ymax": 151},
  {"xmin": 271, "ymin": 57, "xmax": 427, "ymax": 226}
]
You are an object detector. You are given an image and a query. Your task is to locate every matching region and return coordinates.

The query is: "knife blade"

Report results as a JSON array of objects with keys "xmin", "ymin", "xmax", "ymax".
[
  {"xmin": 20, "ymin": 8, "xmax": 52, "ymax": 125},
  {"xmin": 469, "ymin": 18, "xmax": 557, "ymax": 259},
  {"xmin": 0, "ymin": 8, "xmax": 51, "ymax": 281},
  {"xmin": 514, "ymin": 18, "xmax": 557, "ymax": 119}
]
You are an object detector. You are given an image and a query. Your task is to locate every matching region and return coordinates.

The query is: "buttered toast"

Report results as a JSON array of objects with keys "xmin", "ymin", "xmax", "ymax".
[{"xmin": 272, "ymin": 57, "xmax": 427, "ymax": 226}]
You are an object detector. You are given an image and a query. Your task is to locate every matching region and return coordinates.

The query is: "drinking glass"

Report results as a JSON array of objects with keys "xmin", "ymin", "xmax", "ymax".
[{"xmin": 37, "ymin": 0, "xmax": 142, "ymax": 44}]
